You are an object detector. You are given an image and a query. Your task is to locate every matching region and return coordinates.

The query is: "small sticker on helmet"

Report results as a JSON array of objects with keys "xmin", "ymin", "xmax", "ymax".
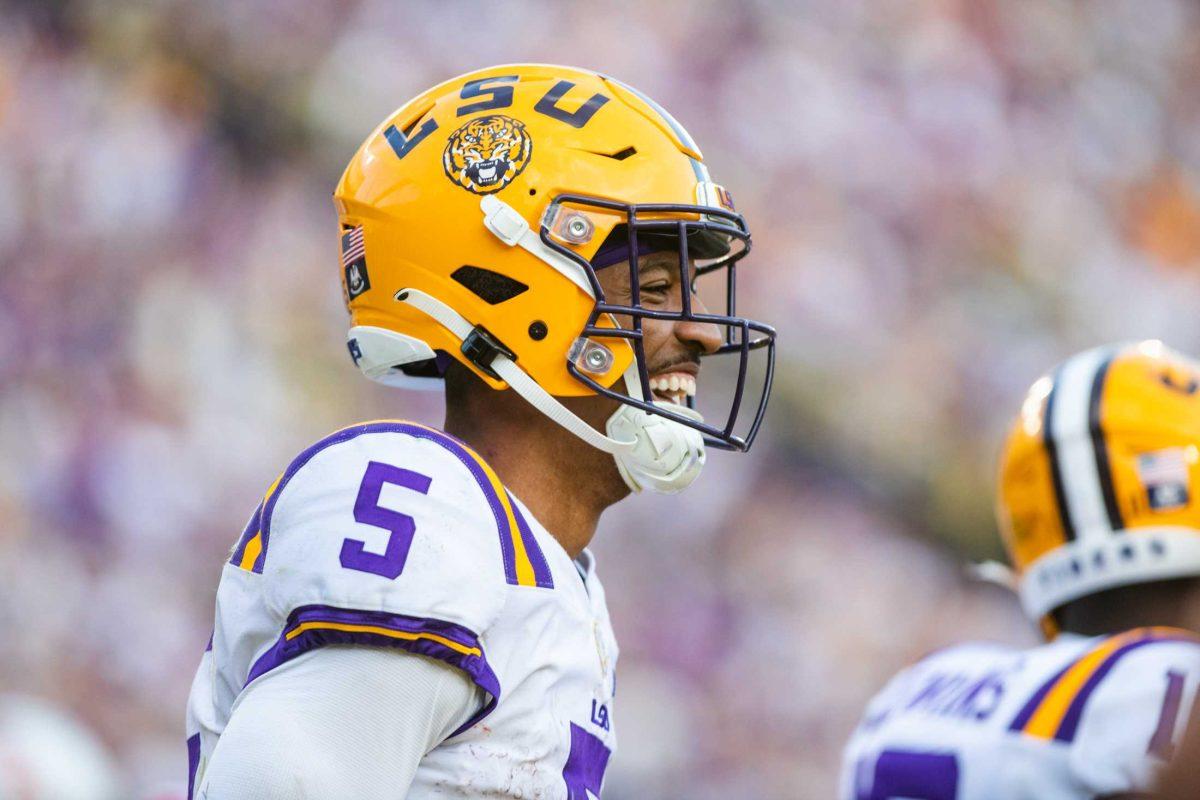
[
  {"xmin": 696, "ymin": 181, "xmax": 735, "ymax": 212},
  {"xmin": 341, "ymin": 227, "xmax": 370, "ymax": 301},
  {"xmin": 1136, "ymin": 448, "xmax": 1190, "ymax": 511}
]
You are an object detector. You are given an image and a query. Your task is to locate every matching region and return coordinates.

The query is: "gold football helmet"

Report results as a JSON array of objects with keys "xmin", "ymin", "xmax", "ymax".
[
  {"xmin": 997, "ymin": 341, "xmax": 1200, "ymax": 621},
  {"xmin": 333, "ymin": 64, "xmax": 774, "ymax": 492}
]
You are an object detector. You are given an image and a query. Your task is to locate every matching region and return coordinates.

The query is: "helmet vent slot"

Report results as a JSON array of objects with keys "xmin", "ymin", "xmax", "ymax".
[
  {"xmin": 451, "ymin": 265, "xmax": 529, "ymax": 305},
  {"xmin": 589, "ymin": 146, "xmax": 637, "ymax": 161}
]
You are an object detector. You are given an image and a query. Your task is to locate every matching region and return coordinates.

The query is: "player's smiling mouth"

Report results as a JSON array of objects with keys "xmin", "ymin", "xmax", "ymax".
[{"xmin": 649, "ymin": 370, "xmax": 697, "ymax": 405}]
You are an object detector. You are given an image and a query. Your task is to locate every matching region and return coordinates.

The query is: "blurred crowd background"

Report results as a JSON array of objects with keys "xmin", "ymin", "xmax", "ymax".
[{"xmin": 3, "ymin": 0, "xmax": 1200, "ymax": 797}]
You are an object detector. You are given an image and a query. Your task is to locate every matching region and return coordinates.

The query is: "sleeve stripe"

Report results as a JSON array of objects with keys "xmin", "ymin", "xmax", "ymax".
[
  {"xmin": 251, "ymin": 419, "xmax": 552, "ymax": 587},
  {"xmin": 1009, "ymin": 626, "xmax": 1199, "ymax": 742},
  {"xmin": 244, "ymin": 604, "xmax": 501, "ymax": 737},
  {"xmin": 283, "ymin": 620, "xmax": 482, "ymax": 657}
]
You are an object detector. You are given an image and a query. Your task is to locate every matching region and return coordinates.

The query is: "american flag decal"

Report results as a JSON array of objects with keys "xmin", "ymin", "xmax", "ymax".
[
  {"xmin": 1137, "ymin": 448, "xmax": 1190, "ymax": 511},
  {"xmin": 341, "ymin": 226, "xmax": 370, "ymax": 301}
]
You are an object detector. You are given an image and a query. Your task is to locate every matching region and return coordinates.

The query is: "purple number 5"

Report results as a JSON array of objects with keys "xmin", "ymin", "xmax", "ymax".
[
  {"xmin": 857, "ymin": 750, "xmax": 959, "ymax": 800},
  {"xmin": 340, "ymin": 461, "xmax": 432, "ymax": 579}
]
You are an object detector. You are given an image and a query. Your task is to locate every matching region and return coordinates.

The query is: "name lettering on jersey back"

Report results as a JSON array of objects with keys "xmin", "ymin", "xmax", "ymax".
[{"xmin": 869, "ymin": 669, "xmax": 1010, "ymax": 728}]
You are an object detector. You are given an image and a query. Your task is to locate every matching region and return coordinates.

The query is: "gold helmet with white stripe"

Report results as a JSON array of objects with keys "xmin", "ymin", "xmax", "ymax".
[{"xmin": 997, "ymin": 341, "xmax": 1200, "ymax": 621}]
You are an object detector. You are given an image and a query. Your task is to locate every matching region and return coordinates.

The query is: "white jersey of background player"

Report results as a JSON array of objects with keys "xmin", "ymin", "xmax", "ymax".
[
  {"xmin": 185, "ymin": 64, "xmax": 776, "ymax": 799},
  {"xmin": 843, "ymin": 342, "xmax": 1200, "ymax": 800}
]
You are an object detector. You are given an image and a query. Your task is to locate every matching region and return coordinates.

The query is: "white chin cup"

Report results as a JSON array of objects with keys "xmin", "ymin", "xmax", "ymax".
[{"xmin": 606, "ymin": 402, "xmax": 707, "ymax": 494}]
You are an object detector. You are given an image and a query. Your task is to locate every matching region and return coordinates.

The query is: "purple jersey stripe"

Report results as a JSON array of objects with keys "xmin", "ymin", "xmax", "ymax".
[
  {"xmin": 256, "ymin": 421, "xmax": 511, "ymax": 576},
  {"xmin": 495, "ymin": 504, "xmax": 519, "ymax": 586},
  {"xmin": 228, "ymin": 501, "xmax": 263, "ymax": 567},
  {"xmin": 1054, "ymin": 634, "xmax": 1198, "ymax": 742},
  {"xmin": 244, "ymin": 605, "xmax": 500, "ymax": 737},
  {"xmin": 508, "ymin": 491, "xmax": 554, "ymax": 589},
  {"xmin": 186, "ymin": 733, "xmax": 200, "ymax": 799},
  {"xmin": 1009, "ymin": 661, "xmax": 1073, "ymax": 732}
]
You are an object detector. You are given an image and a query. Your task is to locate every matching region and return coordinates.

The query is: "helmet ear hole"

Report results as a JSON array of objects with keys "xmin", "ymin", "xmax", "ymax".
[{"xmin": 451, "ymin": 265, "xmax": 529, "ymax": 304}]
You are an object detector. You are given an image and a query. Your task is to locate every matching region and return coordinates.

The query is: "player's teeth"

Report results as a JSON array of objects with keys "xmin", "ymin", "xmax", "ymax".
[
  {"xmin": 683, "ymin": 376, "xmax": 696, "ymax": 397},
  {"xmin": 668, "ymin": 375, "xmax": 680, "ymax": 392}
]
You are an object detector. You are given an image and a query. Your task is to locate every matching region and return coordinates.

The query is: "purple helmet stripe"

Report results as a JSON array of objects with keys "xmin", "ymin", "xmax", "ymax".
[
  {"xmin": 507, "ymin": 491, "xmax": 554, "ymax": 589},
  {"xmin": 244, "ymin": 604, "xmax": 500, "ymax": 737}
]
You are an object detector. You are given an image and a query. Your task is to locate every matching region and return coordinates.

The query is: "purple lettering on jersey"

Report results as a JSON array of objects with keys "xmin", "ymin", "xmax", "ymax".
[
  {"xmin": 590, "ymin": 699, "xmax": 610, "ymax": 731},
  {"xmin": 563, "ymin": 722, "xmax": 611, "ymax": 799},
  {"xmin": 856, "ymin": 750, "xmax": 959, "ymax": 800},
  {"xmin": 339, "ymin": 461, "xmax": 431, "ymax": 579},
  {"xmin": 186, "ymin": 733, "xmax": 200, "ymax": 800},
  {"xmin": 906, "ymin": 673, "xmax": 969, "ymax": 711},
  {"xmin": 255, "ymin": 421, "xmax": 511, "ymax": 575},
  {"xmin": 252, "ymin": 421, "xmax": 550, "ymax": 589},
  {"xmin": 905, "ymin": 671, "xmax": 1006, "ymax": 722},
  {"xmin": 1148, "ymin": 669, "xmax": 1186, "ymax": 760}
]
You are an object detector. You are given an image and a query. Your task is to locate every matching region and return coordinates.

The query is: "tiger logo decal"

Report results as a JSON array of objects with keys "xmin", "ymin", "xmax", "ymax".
[{"xmin": 443, "ymin": 115, "xmax": 533, "ymax": 195}]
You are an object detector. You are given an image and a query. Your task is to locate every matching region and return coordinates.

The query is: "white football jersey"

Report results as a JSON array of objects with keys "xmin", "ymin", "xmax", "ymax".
[
  {"xmin": 841, "ymin": 628, "xmax": 1200, "ymax": 800},
  {"xmin": 186, "ymin": 421, "xmax": 618, "ymax": 799}
]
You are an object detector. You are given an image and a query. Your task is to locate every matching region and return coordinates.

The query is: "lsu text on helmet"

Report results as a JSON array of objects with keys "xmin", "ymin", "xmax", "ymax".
[
  {"xmin": 998, "ymin": 341, "xmax": 1200, "ymax": 622},
  {"xmin": 333, "ymin": 64, "xmax": 775, "ymax": 492}
]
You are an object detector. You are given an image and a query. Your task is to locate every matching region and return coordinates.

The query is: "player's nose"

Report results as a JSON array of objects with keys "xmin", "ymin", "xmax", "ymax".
[{"xmin": 675, "ymin": 293, "xmax": 722, "ymax": 355}]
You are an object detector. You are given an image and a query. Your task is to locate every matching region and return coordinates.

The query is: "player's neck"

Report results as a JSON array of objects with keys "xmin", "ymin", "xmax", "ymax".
[
  {"xmin": 444, "ymin": 392, "xmax": 628, "ymax": 559},
  {"xmin": 1055, "ymin": 579, "xmax": 1200, "ymax": 638}
]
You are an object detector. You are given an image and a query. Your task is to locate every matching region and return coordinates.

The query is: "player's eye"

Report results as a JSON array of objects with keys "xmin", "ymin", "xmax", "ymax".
[{"xmin": 639, "ymin": 280, "xmax": 670, "ymax": 300}]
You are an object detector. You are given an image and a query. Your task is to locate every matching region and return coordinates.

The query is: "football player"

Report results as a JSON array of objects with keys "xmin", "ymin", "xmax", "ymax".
[
  {"xmin": 185, "ymin": 64, "xmax": 775, "ymax": 799},
  {"xmin": 841, "ymin": 341, "xmax": 1200, "ymax": 800}
]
